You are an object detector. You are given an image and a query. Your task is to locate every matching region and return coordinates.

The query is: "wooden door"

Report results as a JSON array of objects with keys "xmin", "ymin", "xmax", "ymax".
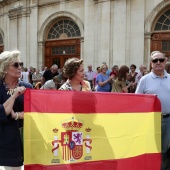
[
  {"xmin": 151, "ymin": 32, "xmax": 170, "ymax": 59},
  {"xmin": 52, "ymin": 56, "xmax": 71, "ymax": 68},
  {"xmin": 0, "ymin": 45, "xmax": 3, "ymax": 53},
  {"xmin": 45, "ymin": 39, "xmax": 80, "ymax": 69}
]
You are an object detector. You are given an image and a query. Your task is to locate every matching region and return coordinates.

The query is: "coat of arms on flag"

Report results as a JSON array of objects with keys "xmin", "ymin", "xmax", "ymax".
[{"xmin": 52, "ymin": 117, "xmax": 92, "ymax": 162}]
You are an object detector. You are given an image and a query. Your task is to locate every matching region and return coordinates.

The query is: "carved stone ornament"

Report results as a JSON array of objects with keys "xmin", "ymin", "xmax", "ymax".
[
  {"xmin": 8, "ymin": 6, "xmax": 31, "ymax": 20},
  {"xmin": 0, "ymin": 0, "xmax": 18, "ymax": 7}
]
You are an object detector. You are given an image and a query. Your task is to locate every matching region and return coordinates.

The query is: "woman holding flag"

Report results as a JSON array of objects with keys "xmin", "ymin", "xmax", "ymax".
[
  {"xmin": 0, "ymin": 50, "xmax": 32, "ymax": 170},
  {"xmin": 59, "ymin": 58, "xmax": 91, "ymax": 91}
]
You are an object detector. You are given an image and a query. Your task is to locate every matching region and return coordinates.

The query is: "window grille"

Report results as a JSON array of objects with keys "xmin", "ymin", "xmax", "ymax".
[
  {"xmin": 154, "ymin": 9, "xmax": 170, "ymax": 31},
  {"xmin": 48, "ymin": 19, "xmax": 81, "ymax": 39}
]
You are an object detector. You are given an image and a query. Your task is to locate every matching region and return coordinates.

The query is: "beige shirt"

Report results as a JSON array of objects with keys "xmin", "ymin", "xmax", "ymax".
[{"xmin": 112, "ymin": 78, "xmax": 126, "ymax": 92}]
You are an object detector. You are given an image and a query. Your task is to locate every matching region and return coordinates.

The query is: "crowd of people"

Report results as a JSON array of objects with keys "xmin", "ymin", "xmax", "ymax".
[
  {"xmin": 20, "ymin": 60, "xmax": 149, "ymax": 93},
  {"xmin": 18, "ymin": 55, "xmax": 170, "ymax": 96},
  {"xmin": 0, "ymin": 49, "xmax": 170, "ymax": 170}
]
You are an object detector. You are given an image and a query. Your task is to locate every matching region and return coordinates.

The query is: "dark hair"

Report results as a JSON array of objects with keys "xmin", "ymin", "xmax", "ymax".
[
  {"xmin": 117, "ymin": 65, "xmax": 129, "ymax": 81},
  {"xmin": 24, "ymin": 67, "xmax": 28, "ymax": 72},
  {"xmin": 130, "ymin": 64, "xmax": 136, "ymax": 69},
  {"xmin": 62, "ymin": 58, "xmax": 83, "ymax": 80},
  {"xmin": 96, "ymin": 66, "xmax": 100, "ymax": 70},
  {"xmin": 112, "ymin": 65, "xmax": 118, "ymax": 69}
]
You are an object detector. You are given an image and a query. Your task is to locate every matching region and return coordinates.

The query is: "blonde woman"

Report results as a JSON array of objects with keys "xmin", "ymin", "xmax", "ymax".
[
  {"xmin": 96, "ymin": 64, "xmax": 114, "ymax": 92},
  {"xmin": 0, "ymin": 50, "xmax": 32, "ymax": 170}
]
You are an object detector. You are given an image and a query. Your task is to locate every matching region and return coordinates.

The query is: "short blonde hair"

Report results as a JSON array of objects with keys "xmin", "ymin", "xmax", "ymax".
[
  {"xmin": 100, "ymin": 64, "xmax": 107, "ymax": 69},
  {"xmin": 0, "ymin": 50, "xmax": 20, "ymax": 78}
]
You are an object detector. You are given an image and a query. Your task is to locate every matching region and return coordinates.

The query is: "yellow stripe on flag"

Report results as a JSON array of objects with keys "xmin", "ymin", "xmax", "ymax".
[{"xmin": 24, "ymin": 112, "xmax": 161, "ymax": 165}]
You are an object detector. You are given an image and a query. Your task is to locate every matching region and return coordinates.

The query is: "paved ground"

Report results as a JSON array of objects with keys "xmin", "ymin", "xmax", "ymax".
[{"xmin": 0, "ymin": 166, "xmax": 24, "ymax": 170}]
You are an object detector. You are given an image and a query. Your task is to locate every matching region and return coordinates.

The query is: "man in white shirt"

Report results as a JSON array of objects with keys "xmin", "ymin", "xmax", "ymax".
[
  {"xmin": 136, "ymin": 51, "xmax": 170, "ymax": 169},
  {"xmin": 135, "ymin": 64, "xmax": 147, "ymax": 85},
  {"xmin": 85, "ymin": 65, "xmax": 96, "ymax": 89}
]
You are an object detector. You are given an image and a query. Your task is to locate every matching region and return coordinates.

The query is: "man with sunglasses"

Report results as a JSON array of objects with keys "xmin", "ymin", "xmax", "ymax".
[{"xmin": 135, "ymin": 51, "xmax": 170, "ymax": 170}]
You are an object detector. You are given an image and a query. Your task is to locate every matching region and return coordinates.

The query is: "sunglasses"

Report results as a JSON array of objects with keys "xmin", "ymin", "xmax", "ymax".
[
  {"xmin": 10, "ymin": 62, "xmax": 22, "ymax": 68},
  {"xmin": 151, "ymin": 58, "xmax": 165, "ymax": 63}
]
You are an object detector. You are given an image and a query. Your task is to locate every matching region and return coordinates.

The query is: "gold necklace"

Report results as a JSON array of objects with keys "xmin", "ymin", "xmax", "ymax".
[
  {"xmin": 7, "ymin": 88, "xmax": 17, "ymax": 96},
  {"xmin": 3, "ymin": 80, "xmax": 19, "ymax": 96}
]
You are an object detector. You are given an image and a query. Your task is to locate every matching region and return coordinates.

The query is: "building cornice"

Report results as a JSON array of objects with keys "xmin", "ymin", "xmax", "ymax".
[
  {"xmin": 38, "ymin": 0, "xmax": 79, "ymax": 8},
  {"xmin": 0, "ymin": 0, "xmax": 18, "ymax": 7},
  {"xmin": 8, "ymin": 6, "xmax": 31, "ymax": 20},
  {"xmin": 94, "ymin": 0, "xmax": 114, "ymax": 4},
  {"xmin": 0, "ymin": 0, "xmax": 79, "ymax": 8}
]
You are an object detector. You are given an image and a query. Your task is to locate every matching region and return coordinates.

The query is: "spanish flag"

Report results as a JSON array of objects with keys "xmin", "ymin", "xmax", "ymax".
[{"xmin": 24, "ymin": 89, "xmax": 161, "ymax": 170}]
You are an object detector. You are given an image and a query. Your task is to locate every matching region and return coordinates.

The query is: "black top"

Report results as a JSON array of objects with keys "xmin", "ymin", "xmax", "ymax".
[
  {"xmin": 43, "ymin": 69, "xmax": 59, "ymax": 83},
  {"xmin": 0, "ymin": 79, "xmax": 32, "ymax": 167}
]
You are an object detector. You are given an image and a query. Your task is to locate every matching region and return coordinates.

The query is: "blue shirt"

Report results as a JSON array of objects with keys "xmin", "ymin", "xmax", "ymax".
[
  {"xmin": 96, "ymin": 73, "xmax": 111, "ymax": 92},
  {"xmin": 106, "ymin": 69, "xmax": 111, "ymax": 76},
  {"xmin": 135, "ymin": 70, "xmax": 170, "ymax": 114}
]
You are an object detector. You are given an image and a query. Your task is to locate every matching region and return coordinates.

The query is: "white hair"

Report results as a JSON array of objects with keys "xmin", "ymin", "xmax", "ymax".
[
  {"xmin": 0, "ymin": 50, "xmax": 20, "ymax": 79},
  {"xmin": 150, "ymin": 51, "xmax": 165, "ymax": 60}
]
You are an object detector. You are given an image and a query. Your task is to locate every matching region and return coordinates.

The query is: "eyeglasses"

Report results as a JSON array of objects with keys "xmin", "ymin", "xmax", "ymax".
[
  {"xmin": 130, "ymin": 67, "xmax": 134, "ymax": 69},
  {"xmin": 151, "ymin": 58, "xmax": 165, "ymax": 63},
  {"xmin": 10, "ymin": 62, "xmax": 22, "ymax": 68}
]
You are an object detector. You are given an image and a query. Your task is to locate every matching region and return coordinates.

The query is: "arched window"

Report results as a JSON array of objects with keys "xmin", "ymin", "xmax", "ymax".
[
  {"xmin": 151, "ymin": 9, "xmax": 170, "ymax": 59},
  {"xmin": 0, "ymin": 34, "xmax": 3, "ymax": 45},
  {"xmin": 154, "ymin": 9, "xmax": 170, "ymax": 31},
  {"xmin": 47, "ymin": 19, "xmax": 81, "ymax": 40}
]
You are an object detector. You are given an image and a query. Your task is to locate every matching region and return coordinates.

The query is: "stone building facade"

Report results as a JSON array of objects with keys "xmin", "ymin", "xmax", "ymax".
[{"xmin": 0, "ymin": 0, "xmax": 169, "ymax": 70}]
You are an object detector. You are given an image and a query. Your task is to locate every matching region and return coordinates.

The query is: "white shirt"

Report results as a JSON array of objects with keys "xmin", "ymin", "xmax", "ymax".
[
  {"xmin": 40, "ymin": 80, "xmax": 55, "ymax": 89},
  {"xmin": 85, "ymin": 71, "xmax": 96, "ymax": 81},
  {"xmin": 21, "ymin": 71, "xmax": 29, "ymax": 83}
]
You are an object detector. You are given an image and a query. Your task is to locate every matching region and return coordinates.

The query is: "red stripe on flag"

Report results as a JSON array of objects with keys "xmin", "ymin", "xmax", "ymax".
[
  {"xmin": 24, "ymin": 153, "xmax": 161, "ymax": 170},
  {"xmin": 24, "ymin": 89, "xmax": 161, "ymax": 113}
]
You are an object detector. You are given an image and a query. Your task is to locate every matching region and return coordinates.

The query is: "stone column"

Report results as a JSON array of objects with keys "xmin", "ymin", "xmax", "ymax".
[
  {"xmin": 38, "ymin": 41, "xmax": 45, "ymax": 68},
  {"xmin": 84, "ymin": 0, "xmax": 95, "ymax": 67},
  {"xmin": 94, "ymin": 0, "xmax": 112, "ymax": 68},
  {"xmin": 29, "ymin": 6, "xmax": 38, "ymax": 68},
  {"xmin": 8, "ymin": 7, "xmax": 19, "ymax": 50},
  {"xmin": 144, "ymin": 32, "xmax": 151, "ymax": 68},
  {"xmin": 112, "ymin": 0, "xmax": 127, "ymax": 66},
  {"xmin": 8, "ymin": 6, "xmax": 31, "ymax": 67},
  {"xmin": 80, "ymin": 37, "xmax": 84, "ymax": 61},
  {"xmin": 19, "ymin": 8, "xmax": 30, "ymax": 67}
]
